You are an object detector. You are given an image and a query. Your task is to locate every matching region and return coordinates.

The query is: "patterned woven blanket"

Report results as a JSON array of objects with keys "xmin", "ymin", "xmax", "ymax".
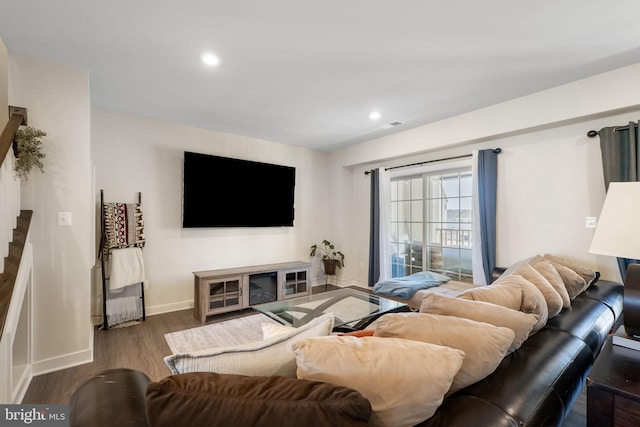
[{"xmin": 103, "ymin": 202, "xmax": 145, "ymax": 254}]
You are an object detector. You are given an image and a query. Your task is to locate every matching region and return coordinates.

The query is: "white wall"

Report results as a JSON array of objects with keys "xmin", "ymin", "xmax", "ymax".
[
  {"xmin": 8, "ymin": 53, "xmax": 93, "ymax": 373},
  {"xmin": 333, "ymin": 64, "xmax": 640, "ymax": 286},
  {"xmin": 91, "ymin": 109, "xmax": 331, "ymax": 314}
]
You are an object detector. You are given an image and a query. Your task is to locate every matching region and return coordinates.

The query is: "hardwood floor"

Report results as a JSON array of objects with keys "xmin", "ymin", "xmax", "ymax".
[{"xmin": 21, "ymin": 283, "xmax": 587, "ymax": 426}]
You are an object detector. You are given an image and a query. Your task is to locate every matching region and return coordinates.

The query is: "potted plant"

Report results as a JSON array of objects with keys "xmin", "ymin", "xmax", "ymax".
[
  {"xmin": 310, "ymin": 240, "xmax": 345, "ymax": 275},
  {"xmin": 13, "ymin": 125, "xmax": 47, "ymax": 180}
]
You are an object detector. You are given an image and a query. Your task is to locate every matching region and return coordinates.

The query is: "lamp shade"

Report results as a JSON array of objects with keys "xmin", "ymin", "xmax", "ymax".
[{"xmin": 589, "ymin": 182, "xmax": 640, "ymax": 260}]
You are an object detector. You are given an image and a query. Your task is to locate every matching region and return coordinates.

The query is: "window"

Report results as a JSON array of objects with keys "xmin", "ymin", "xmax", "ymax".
[{"xmin": 390, "ymin": 169, "xmax": 473, "ymax": 282}]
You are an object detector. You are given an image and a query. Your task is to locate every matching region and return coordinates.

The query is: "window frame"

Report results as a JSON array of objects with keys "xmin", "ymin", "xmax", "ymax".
[{"xmin": 389, "ymin": 160, "xmax": 474, "ymax": 282}]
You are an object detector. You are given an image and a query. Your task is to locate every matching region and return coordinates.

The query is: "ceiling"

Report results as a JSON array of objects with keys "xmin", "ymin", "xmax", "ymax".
[{"xmin": 1, "ymin": 1, "xmax": 640, "ymax": 152}]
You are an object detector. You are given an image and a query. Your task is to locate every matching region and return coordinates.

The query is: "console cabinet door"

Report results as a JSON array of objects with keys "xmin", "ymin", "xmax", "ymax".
[
  {"xmin": 282, "ymin": 268, "xmax": 310, "ymax": 299},
  {"xmin": 204, "ymin": 275, "xmax": 243, "ymax": 317}
]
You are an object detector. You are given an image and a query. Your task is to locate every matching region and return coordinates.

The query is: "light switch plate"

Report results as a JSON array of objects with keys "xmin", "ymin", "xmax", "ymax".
[
  {"xmin": 585, "ymin": 216, "xmax": 597, "ymax": 229},
  {"xmin": 58, "ymin": 211, "xmax": 72, "ymax": 226}
]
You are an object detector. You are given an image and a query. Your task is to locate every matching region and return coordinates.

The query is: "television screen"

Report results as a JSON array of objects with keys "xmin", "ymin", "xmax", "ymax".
[{"xmin": 182, "ymin": 151, "xmax": 296, "ymax": 227}]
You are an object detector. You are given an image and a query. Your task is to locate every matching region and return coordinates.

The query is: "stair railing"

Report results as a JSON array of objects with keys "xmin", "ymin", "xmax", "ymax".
[{"xmin": 0, "ymin": 111, "xmax": 25, "ymax": 274}]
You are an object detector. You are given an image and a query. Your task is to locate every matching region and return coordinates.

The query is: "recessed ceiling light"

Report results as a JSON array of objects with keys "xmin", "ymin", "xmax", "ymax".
[
  {"xmin": 368, "ymin": 111, "xmax": 381, "ymax": 120},
  {"xmin": 201, "ymin": 53, "xmax": 220, "ymax": 66}
]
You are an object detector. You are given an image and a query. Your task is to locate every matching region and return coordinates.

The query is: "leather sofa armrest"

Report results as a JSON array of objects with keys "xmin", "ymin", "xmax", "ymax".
[{"xmin": 70, "ymin": 368, "xmax": 151, "ymax": 427}]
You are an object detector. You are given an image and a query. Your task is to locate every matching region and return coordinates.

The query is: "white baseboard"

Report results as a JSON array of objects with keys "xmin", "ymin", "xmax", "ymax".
[
  {"xmin": 31, "ymin": 348, "xmax": 93, "ymax": 377},
  {"xmin": 311, "ymin": 278, "xmax": 369, "ymax": 289},
  {"xmin": 11, "ymin": 365, "xmax": 32, "ymax": 404},
  {"xmin": 345, "ymin": 281, "xmax": 369, "ymax": 289},
  {"xmin": 145, "ymin": 299, "xmax": 193, "ymax": 316}
]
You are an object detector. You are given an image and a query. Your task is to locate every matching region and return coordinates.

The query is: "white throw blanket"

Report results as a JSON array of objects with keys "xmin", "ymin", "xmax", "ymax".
[{"xmin": 109, "ymin": 247, "xmax": 145, "ymax": 291}]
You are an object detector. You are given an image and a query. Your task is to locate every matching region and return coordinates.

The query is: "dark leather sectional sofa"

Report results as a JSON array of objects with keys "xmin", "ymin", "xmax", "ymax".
[
  {"xmin": 420, "ymin": 272, "xmax": 623, "ymax": 427},
  {"xmin": 69, "ymin": 271, "xmax": 623, "ymax": 427}
]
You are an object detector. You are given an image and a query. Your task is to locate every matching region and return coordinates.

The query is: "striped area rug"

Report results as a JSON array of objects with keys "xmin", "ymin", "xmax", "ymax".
[{"xmin": 164, "ymin": 313, "xmax": 280, "ymax": 354}]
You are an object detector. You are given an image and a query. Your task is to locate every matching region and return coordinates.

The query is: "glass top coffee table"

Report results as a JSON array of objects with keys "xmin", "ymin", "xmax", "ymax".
[{"xmin": 253, "ymin": 288, "xmax": 408, "ymax": 331}]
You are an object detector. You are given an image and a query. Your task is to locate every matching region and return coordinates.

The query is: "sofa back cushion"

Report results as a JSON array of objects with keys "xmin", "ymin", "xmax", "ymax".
[
  {"xmin": 543, "ymin": 253, "xmax": 597, "ymax": 287},
  {"xmin": 547, "ymin": 262, "xmax": 588, "ymax": 299},
  {"xmin": 457, "ymin": 282, "xmax": 522, "ymax": 310},
  {"xmin": 293, "ymin": 336, "xmax": 464, "ymax": 427},
  {"xmin": 530, "ymin": 260, "xmax": 571, "ymax": 308},
  {"xmin": 457, "ymin": 275, "xmax": 548, "ymax": 333},
  {"xmin": 512, "ymin": 263, "xmax": 563, "ymax": 318},
  {"xmin": 374, "ymin": 313, "xmax": 514, "ymax": 394},
  {"xmin": 146, "ymin": 372, "xmax": 371, "ymax": 427},
  {"xmin": 419, "ymin": 293, "xmax": 538, "ymax": 353}
]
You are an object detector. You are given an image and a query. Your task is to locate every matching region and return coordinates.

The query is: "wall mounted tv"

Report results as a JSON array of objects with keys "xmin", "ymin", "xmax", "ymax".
[{"xmin": 182, "ymin": 151, "xmax": 296, "ymax": 228}]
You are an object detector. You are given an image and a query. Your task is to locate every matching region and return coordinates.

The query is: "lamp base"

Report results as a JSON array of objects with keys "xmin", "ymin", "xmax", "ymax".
[{"xmin": 623, "ymin": 263, "xmax": 640, "ymax": 337}]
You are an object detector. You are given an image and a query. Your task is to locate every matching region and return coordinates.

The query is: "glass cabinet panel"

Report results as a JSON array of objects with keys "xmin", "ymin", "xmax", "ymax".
[
  {"xmin": 283, "ymin": 269, "xmax": 309, "ymax": 298},
  {"xmin": 207, "ymin": 277, "xmax": 241, "ymax": 311}
]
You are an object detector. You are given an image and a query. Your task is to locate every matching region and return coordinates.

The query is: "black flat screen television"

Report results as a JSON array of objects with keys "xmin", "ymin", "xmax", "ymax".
[{"xmin": 182, "ymin": 151, "xmax": 296, "ymax": 227}]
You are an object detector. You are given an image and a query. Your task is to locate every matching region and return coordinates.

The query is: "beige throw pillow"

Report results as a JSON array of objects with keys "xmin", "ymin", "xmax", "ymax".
[
  {"xmin": 500, "ymin": 254, "xmax": 543, "ymax": 277},
  {"xmin": 458, "ymin": 275, "xmax": 547, "ymax": 333},
  {"xmin": 457, "ymin": 282, "xmax": 522, "ymax": 310},
  {"xmin": 374, "ymin": 313, "xmax": 514, "ymax": 394},
  {"xmin": 164, "ymin": 313, "xmax": 334, "ymax": 377},
  {"xmin": 548, "ymin": 262, "xmax": 588, "ymax": 299},
  {"xmin": 543, "ymin": 253, "xmax": 597, "ymax": 285},
  {"xmin": 512, "ymin": 263, "xmax": 563, "ymax": 318},
  {"xmin": 293, "ymin": 336, "xmax": 464, "ymax": 427},
  {"xmin": 530, "ymin": 260, "xmax": 571, "ymax": 308},
  {"xmin": 494, "ymin": 275, "xmax": 548, "ymax": 332},
  {"xmin": 419, "ymin": 293, "xmax": 538, "ymax": 353}
]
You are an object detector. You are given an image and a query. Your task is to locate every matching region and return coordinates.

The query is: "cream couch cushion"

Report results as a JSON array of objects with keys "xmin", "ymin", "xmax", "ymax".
[
  {"xmin": 164, "ymin": 313, "xmax": 334, "ymax": 377},
  {"xmin": 547, "ymin": 261, "xmax": 588, "ymax": 299},
  {"xmin": 457, "ymin": 281, "xmax": 522, "ymax": 310},
  {"xmin": 543, "ymin": 253, "xmax": 597, "ymax": 286},
  {"xmin": 457, "ymin": 275, "xmax": 548, "ymax": 332},
  {"xmin": 530, "ymin": 260, "xmax": 571, "ymax": 308},
  {"xmin": 374, "ymin": 313, "xmax": 514, "ymax": 394},
  {"xmin": 513, "ymin": 263, "xmax": 563, "ymax": 318},
  {"xmin": 293, "ymin": 336, "xmax": 464, "ymax": 427},
  {"xmin": 420, "ymin": 293, "xmax": 538, "ymax": 353}
]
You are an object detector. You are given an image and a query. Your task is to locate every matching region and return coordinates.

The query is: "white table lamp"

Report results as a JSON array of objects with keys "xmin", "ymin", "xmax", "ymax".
[{"xmin": 589, "ymin": 181, "xmax": 640, "ymax": 336}]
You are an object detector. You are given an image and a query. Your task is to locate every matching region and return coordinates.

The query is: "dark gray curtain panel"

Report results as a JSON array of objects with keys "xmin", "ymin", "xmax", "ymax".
[
  {"xmin": 368, "ymin": 168, "xmax": 380, "ymax": 286},
  {"xmin": 599, "ymin": 122, "xmax": 640, "ymax": 279},
  {"xmin": 477, "ymin": 149, "xmax": 499, "ymax": 285}
]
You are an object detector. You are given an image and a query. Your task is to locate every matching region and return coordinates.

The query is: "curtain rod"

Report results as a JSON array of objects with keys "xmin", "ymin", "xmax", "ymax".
[
  {"xmin": 587, "ymin": 123, "xmax": 637, "ymax": 138},
  {"xmin": 364, "ymin": 148, "xmax": 501, "ymax": 175}
]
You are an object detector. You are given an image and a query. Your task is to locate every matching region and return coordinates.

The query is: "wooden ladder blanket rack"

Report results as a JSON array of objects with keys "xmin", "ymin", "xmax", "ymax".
[{"xmin": 98, "ymin": 190, "xmax": 146, "ymax": 329}]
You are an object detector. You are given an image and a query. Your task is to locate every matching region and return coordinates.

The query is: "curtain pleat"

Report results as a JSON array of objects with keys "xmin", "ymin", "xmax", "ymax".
[
  {"xmin": 378, "ymin": 168, "xmax": 392, "ymax": 282},
  {"xmin": 368, "ymin": 169, "xmax": 380, "ymax": 286},
  {"xmin": 599, "ymin": 121, "xmax": 640, "ymax": 279},
  {"xmin": 473, "ymin": 149, "xmax": 499, "ymax": 285}
]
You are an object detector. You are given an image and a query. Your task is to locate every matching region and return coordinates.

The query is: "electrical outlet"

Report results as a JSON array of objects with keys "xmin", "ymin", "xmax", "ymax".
[{"xmin": 585, "ymin": 216, "xmax": 597, "ymax": 229}]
